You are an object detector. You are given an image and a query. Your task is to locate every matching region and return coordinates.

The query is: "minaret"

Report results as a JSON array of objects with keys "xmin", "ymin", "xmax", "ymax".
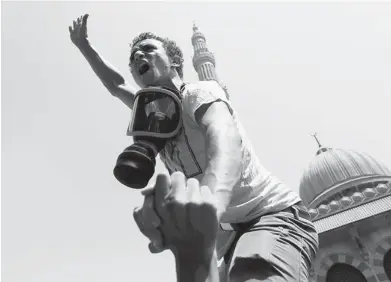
[{"xmin": 191, "ymin": 22, "xmax": 230, "ymax": 99}]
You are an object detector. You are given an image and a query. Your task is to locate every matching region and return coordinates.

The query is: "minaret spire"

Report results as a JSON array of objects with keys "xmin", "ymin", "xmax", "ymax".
[{"xmin": 191, "ymin": 22, "xmax": 217, "ymax": 81}]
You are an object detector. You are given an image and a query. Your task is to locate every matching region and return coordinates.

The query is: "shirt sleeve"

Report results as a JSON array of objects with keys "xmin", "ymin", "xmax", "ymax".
[{"xmin": 182, "ymin": 81, "xmax": 232, "ymax": 124}]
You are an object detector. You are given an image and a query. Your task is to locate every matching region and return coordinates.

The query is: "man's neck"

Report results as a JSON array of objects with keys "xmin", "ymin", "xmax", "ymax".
[{"xmin": 157, "ymin": 75, "xmax": 184, "ymax": 92}]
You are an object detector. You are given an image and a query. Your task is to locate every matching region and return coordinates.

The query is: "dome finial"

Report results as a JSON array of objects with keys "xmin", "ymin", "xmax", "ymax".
[
  {"xmin": 193, "ymin": 21, "xmax": 198, "ymax": 32},
  {"xmin": 310, "ymin": 132, "xmax": 330, "ymax": 155},
  {"xmin": 311, "ymin": 132, "xmax": 322, "ymax": 148}
]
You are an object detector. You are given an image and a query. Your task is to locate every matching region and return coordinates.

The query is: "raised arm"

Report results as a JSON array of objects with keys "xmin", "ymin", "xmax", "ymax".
[{"xmin": 69, "ymin": 14, "xmax": 136, "ymax": 109}]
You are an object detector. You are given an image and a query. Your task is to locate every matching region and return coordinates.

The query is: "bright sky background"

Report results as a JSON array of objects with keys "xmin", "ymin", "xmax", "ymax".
[{"xmin": 2, "ymin": 2, "xmax": 391, "ymax": 282}]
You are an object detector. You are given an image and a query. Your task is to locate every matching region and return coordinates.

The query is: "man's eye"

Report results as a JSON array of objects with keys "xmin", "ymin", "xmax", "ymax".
[{"xmin": 143, "ymin": 45, "xmax": 155, "ymax": 52}]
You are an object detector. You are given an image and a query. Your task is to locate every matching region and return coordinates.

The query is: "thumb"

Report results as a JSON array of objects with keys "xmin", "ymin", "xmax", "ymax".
[
  {"xmin": 148, "ymin": 242, "xmax": 165, "ymax": 254},
  {"xmin": 141, "ymin": 186, "xmax": 155, "ymax": 196},
  {"xmin": 154, "ymin": 174, "xmax": 171, "ymax": 206}
]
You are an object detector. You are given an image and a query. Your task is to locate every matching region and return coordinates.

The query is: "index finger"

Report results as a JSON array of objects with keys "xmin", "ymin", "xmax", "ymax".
[{"xmin": 154, "ymin": 174, "xmax": 171, "ymax": 206}]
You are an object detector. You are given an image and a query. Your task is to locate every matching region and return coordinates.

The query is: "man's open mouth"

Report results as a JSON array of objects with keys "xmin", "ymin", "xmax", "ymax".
[{"xmin": 138, "ymin": 63, "xmax": 150, "ymax": 75}]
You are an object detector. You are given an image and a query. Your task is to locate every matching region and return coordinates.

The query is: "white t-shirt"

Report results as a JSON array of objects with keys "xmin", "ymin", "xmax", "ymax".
[
  {"xmin": 158, "ymin": 81, "xmax": 301, "ymax": 223},
  {"xmin": 128, "ymin": 81, "xmax": 301, "ymax": 258}
]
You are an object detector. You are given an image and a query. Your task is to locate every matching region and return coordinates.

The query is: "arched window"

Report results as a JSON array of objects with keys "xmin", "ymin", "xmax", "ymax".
[
  {"xmin": 384, "ymin": 248, "xmax": 391, "ymax": 280},
  {"xmin": 326, "ymin": 263, "xmax": 367, "ymax": 282}
]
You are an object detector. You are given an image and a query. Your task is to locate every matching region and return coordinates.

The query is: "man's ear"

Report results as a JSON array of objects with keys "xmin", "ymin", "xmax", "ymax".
[{"xmin": 170, "ymin": 55, "xmax": 182, "ymax": 68}]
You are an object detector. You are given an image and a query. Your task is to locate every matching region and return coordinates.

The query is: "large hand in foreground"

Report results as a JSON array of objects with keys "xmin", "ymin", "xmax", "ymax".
[
  {"xmin": 134, "ymin": 172, "xmax": 219, "ymax": 258},
  {"xmin": 69, "ymin": 14, "xmax": 89, "ymax": 48}
]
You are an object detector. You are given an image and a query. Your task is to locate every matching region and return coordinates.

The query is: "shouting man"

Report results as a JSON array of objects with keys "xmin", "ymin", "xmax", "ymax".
[{"xmin": 69, "ymin": 14, "xmax": 319, "ymax": 282}]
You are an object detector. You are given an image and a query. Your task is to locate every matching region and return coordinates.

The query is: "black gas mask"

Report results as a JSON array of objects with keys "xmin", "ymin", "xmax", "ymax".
[{"xmin": 113, "ymin": 87, "xmax": 182, "ymax": 189}]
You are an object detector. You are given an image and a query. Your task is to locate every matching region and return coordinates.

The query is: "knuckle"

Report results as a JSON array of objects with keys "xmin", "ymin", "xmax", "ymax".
[
  {"xmin": 201, "ymin": 201, "xmax": 217, "ymax": 213},
  {"xmin": 163, "ymin": 199, "xmax": 175, "ymax": 210},
  {"xmin": 171, "ymin": 171, "xmax": 185, "ymax": 181},
  {"xmin": 176, "ymin": 198, "xmax": 187, "ymax": 207},
  {"xmin": 186, "ymin": 177, "xmax": 199, "ymax": 186},
  {"xmin": 187, "ymin": 201, "xmax": 199, "ymax": 211},
  {"xmin": 172, "ymin": 171, "xmax": 183, "ymax": 177}
]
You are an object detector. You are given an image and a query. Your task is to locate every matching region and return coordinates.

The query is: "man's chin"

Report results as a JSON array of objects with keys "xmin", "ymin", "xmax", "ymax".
[
  {"xmin": 145, "ymin": 83, "xmax": 159, "ymax": 87},
  {"xmin": 141, "ymin": 76, "xmax": 167, "ymax": 88},
  {"xmin": 141, "ymin": 78, "xmax": 160, "ymax": 88}
]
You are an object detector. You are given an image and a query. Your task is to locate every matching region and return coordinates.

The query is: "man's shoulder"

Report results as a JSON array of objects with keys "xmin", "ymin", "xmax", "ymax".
[{"xmin": 183, "ymin": 80, "xmax": 222, "ymax": 94}]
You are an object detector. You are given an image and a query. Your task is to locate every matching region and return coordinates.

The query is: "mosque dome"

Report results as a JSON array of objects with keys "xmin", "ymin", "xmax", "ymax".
[{"xmin": 299, "ymin": 136, "xmax": 391, "ymax": 208}]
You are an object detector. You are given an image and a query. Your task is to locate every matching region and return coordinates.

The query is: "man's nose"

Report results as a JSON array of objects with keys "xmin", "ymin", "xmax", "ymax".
[{"xmin": 134, "ymin": 51, "xmax": 145, "ymax": 61}]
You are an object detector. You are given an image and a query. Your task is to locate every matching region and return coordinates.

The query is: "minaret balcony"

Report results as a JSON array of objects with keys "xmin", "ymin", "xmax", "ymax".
[
  {"xmin": 192, "ymin": 51, "xmax": 216, "ymax": 67},
  {"xmin": 191, "ymin": 32, "xmax": 206, "ymax": 43}
]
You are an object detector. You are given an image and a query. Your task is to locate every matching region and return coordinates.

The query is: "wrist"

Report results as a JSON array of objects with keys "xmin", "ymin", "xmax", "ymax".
[
  {"xmin": 174, "ymin": 248, "xmax": 218, "ymax": 282},
  {"xmin": 173, "ymin": 245, "xmax": 216, "ymax": 262},
  {"xmin": 76, "ymin": 38, "xmax": 91, "ymax": 51}
]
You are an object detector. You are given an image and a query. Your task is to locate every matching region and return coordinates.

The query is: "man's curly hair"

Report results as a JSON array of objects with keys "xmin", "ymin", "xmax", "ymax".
[{"xmin": 130, "ymin": 32, "xmax": 184, "ymax": 79}]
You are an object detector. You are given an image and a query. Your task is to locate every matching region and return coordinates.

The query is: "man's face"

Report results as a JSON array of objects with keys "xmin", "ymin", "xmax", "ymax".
[{"xmin": 129, "ymin": 39, "xmax": 173, "ymax": 88}]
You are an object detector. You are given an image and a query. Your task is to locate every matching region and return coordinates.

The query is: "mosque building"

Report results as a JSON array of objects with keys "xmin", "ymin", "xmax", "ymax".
[
  {"xmin": 301, "ymin": 134, "xmax": 391, "ymax": 282},
  {"xmin": 191, "ymin": 25, "xmax": 391, "ymax": 282}
]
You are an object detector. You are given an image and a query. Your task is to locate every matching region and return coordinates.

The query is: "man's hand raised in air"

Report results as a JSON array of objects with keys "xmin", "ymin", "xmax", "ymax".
[{"xmin": 69, "ymin": 14, "xmax": 89, "ymax": 48}]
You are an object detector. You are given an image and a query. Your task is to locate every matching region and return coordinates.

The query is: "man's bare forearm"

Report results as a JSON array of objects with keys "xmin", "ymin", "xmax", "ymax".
[
  {"xmin": 175, "ymin": 250, "xmax": 220, "ymax": 282},
  {"xmin": 77, "ymin": 39, "xmax": 136, "ymax": 108},
  {"xmin": 201, "ymin": 117, "xmax": 242, "ymax": 220}
]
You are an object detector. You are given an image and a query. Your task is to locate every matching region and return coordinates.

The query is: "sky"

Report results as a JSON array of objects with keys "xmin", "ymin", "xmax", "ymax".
[{"xmin": 2, "ymin": 1, "xmax": 391, "ymax": 282}]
